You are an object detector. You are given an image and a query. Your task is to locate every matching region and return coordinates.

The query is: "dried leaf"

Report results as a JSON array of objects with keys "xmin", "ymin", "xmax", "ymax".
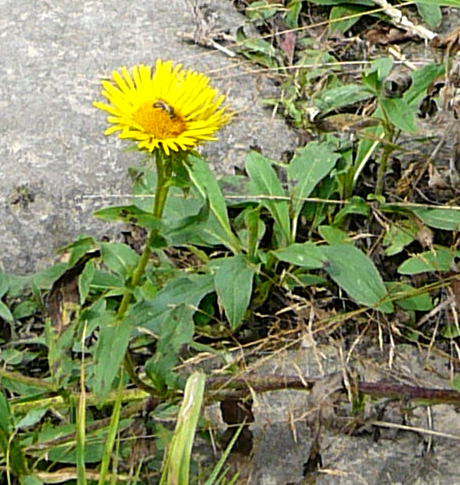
[
  {"xmin": 46, "ymin": 251, "xmax": 99, "ymax": 334},
  {"xmin": 366, "ymin": 26, "xmax": 414, "ymax": 45},
  {"xmin": 279, "ymin": 31, "xmax": 296, "ymax": 64}
]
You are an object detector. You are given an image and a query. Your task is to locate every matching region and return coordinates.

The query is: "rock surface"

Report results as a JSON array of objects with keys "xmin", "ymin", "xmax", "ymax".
[
  {"xmin": 0, "ymin": 0, "xmax": 296, "ymax": 274},
  {"xmin": 217, "ymin": 344, "xmax": 460, "ymax": 484}
]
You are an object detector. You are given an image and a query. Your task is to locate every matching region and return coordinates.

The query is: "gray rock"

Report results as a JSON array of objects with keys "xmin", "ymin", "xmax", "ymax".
[
  {"xmin": 218, "ymin": 345, "xmax": 460, "ymax": 484},
  {"xmin": 0, "ymin": 0, "xmax": 296, "ymax": 274}
]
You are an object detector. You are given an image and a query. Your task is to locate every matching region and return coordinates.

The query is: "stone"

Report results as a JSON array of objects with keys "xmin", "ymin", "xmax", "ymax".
[{"xmin": 0, "ymin": 0, "xmax": 296, "ymax": 274}]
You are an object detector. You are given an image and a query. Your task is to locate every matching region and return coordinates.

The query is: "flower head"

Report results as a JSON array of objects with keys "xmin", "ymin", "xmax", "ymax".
[{"xmin": 94, "ymin": 60, "xmax": 232, "ymax": 155}]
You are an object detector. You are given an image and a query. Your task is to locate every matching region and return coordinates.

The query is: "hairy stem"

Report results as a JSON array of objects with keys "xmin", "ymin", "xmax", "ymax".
[{"xmin": 116, "ymin": 152, "xmax": 171, "ymax": 320}]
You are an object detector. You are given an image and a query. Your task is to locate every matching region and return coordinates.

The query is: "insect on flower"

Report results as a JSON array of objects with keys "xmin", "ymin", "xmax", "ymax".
[
  {"xmin": 153, "ymin": 100, "xmax": 177, "ymax": 120},
  {"xmin": 93, "ymin": 60, "xmax": 233, "ymax": 154}
]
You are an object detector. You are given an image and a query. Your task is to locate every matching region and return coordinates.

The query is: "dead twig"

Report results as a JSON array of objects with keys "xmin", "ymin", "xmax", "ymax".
[
  {"xmin": 206, "ymin": 373, "xmax": 460, "ymax": 405},
  {"xmin": 371, "ymin": 0, "xmax": 436, "ymax": 41}
]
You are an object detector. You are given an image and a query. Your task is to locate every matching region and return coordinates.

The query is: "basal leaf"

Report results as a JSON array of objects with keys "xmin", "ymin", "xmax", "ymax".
[
  {"xmin": 287, "ymin": 142, "xmax": 340, "ymax": 225},
  {"xmin": 128, "ymin": 274, "xmax": 214, "ymax": 332},
  {"xmin": 186, "ymin": 155, "xmax": 240, "ymax": 253},
  {"xmin": 214, "ymin": 255, "xmax": 256, "ymax": 329},
  {"xmin": 315, "ymin": 84, "xmax": 374, "ymax": 114},
  {"xmin": 92, "ymin": 315, "xmax": 133, "ymax": 398},
  {"xmin": 397, "ymin": 247, "xmax": 457, "ymax": 274},
  {"xmin": 246, "ymin": 151, "xmax": 291, "ymax": 245},
  {"xmin": 322, "ymin": 244, "xmax": 393, "ymax": 312},
  {"xmin": 412, "ymin": 208, "xmax": 460, "ymax": 231},
  {"xmin": 386, "ymin": 282, "xmax": 433, "ymax": 311},
  {"xmin": 273, "ymin": 242, "xmax": 327, "ymax": 269}
]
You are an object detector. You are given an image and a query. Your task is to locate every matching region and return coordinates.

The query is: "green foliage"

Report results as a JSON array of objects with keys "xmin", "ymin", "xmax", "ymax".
[
  {"xmin": 214, "ymin": 255, "xmax": 257, "ymax": 329},
  {"xmin": 2, "ymin": 3, "xmax": 459, "ymax": 480},
  {"xmin": 160, "ymin": 372, "xmax": 206, "ymax": 485}
]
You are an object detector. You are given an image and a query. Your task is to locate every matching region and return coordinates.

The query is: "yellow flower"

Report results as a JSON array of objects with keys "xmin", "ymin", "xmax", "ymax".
[{"xmin": 94, "ymin": 60, "xmax": 232, "ymax": 155}]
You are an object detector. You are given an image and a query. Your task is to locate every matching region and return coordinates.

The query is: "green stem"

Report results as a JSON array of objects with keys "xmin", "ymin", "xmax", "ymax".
[
  {"xmin": 98, "ymin": 152, "xmax": 173, "ymax": 479},
  {"xmin": 375, "ymin": 105, "xmax": 395, "ymax": 197},
  {"xmin": 116, "ymin": 152, "xmax": 171, "ymax": 320},
  {"xmin": 375, "ymin": 143, "xmax": 394, "ymax": 197}
]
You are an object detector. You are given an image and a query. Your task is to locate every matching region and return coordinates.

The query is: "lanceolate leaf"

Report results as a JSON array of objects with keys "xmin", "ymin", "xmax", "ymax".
[
  {"xmin": 273, "ymin": 242, "xmax": 326, "ymax": 269},
  {"xmin": 100, "ymin": 242, "xmax": 139, "ymax": 280},
  {"xmin": 94, "ymin": 205, "xmax": 162, "ymax": 230},
  {"xmin": 214, "ymin": 255, "xmax": 256, "ymax": 329},
  {"xmin": 287, "ymin": 142, "xmax": 340, "ymax": 224},
  {"xmin": 128, "ymin": 274, "xmax": 214, "ymax": 332},
  {"xmin": 411, "ymin": 208, "xmax": 460, "ymax": 231},
  {"xmin": 322, "ymin": 244, "xmax": 393, "ymax": 313},
  {"xmin": 92, "ymin": 314, "xmax": 133, "ymax": 398},
  {"xmin": 246, "ymin": 151, "xmax": 291, "ymax": 246},
  {"xmin": 398, "ymin": 247, "xmax": 458, "ymax": 274},
  {"xmin": 186, "ymin": 154, "xmax": 241, "ymax": 253}
]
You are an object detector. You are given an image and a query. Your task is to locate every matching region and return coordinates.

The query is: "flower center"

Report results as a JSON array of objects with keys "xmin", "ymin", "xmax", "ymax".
[{"xmin": 133, "ymin": 100, "xmax": 186, "ymax": 139}]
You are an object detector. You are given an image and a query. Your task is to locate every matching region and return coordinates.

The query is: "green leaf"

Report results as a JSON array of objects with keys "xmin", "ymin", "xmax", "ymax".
[
  {"xmin": 386, "ymin": 282, "xmax": 433, "ymax": 311},
  {"xmin": 128, "ymin": 274, "xmax": 214, "ymax": 331},
  {"xmin": 16, "ymin": 407, "xmax": 48, "ymax": 429},
  {"xmin": 315, "ymin": 84, "xmax": 374, "ymax": 114},
  {"xmin": 284, "ymin": 272, "xmax": 327, "ymax": 289},
  {"xmin": 330, "ymin": 5, "xmax": 368, "ymax": 33},
  {"xmin": 416, "ymin": 0, "xmax": 443, "ymax": 24},
  {"xmin": 0, "ymin": 301, "xmax": 14, "ymax": 323},
  {"xmin": 236, "ymin": 27, "xmax": 278, "ymax": 67},
  {"xmin": 404, "ymin": 63, "xmax": 445, "ymax": 106},
  {"xmin": 186, "ymin": 155, "xmax": 240, "ymax": 253},
  {"xmin": 146, "ymin": 305, "xmax": 194, "ymax": 391},
  {"xmin": 383, "ymin": 220, "xmax": 418, "ymax": 256},
  {"xmin": 308, "ymin": 0, "xmax": 374, "ymax": 4},
  {"xmin": 94, "ymin": 205, "xmax": 162, "ymax": 230},
  {"xmin": 0, "ymin": 392, "xmax": 11, "ymax": 435},
  {"xmin": 415, "ymin": 0, "xmax": 459, "ymax": 6},
  {"xmin": 381, "ymin": 98, "xmax": 418, "ymax": 133},
  {"xmin": 78, "ymin": 259, "xmax": 95, "ymax": 305},
  {"xmin": 12, "ymin": 300, "xmax": 38, "ymax": 320},
  {"xmin": 398, "ymin": 247, "xmax": 457, "ymax": 274},
  {"xmin": 333, "ymin": 196, "xmax": 370, "ymax": 226},
  {"xmin": 247, "ymin": 151, "xmax": 291, "ymax": 246},
  {"xmin": 0, "ymin": 273, "xmax": 9, "ymax": 298},
  {"xmin": 92, "ymin": 316, "xmax": 133, "ymax": 397},
  {"xmin": 20, "ymin": 476, "xmax": 44, "ymax": 485},
  {"xmin": 245, "ymin": 1, "xmax": 279, "ymax": 21},
  {"xmin": 412, "ymin": 208, "xmax": 460, "ymax": 231},
  {"xmin": 0, "ymin": 392, "xmax": 29, "ymax": 476},
  {"xmin": 287, "ymin": 142, "xmax": 340, "ymax": 225},
  {"xmin": 285, "ymin": 0, "xmax": 302, "ymax": 28},
  {"xmin": 322, "ymin": 244, "xmax": 393, "ymax": 312},
  {"xmin": 273, "ymin": 242, "xmax": 327, "ymax": 269},
  {"xmin": 32, "ymin": 263, "xmax": 69, "ymax": 290},
  {"xmin": 318, "ymin": 225, "xmax": 351, "ymax": 244},
  {"xmin": 160, "ymin": 372, "xmax": 206, "ymax": 485},
  {"xmin": 363, "ymin": 58, "xmax": 394, "ymax": 92},
  {"xmin": 90, "ymin": 270, "xmax": 124, "ymax": 290},
  {"xmin": 59, "ymin": 236, "xmax": 97, "ymax": 267},
  {"xmin": 100, "ymin": 242, "xmax": 139, "ymax": 279},
  {"xmin": 214, "ymin": 255, "xmax": 256, "ymax": 329}
]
